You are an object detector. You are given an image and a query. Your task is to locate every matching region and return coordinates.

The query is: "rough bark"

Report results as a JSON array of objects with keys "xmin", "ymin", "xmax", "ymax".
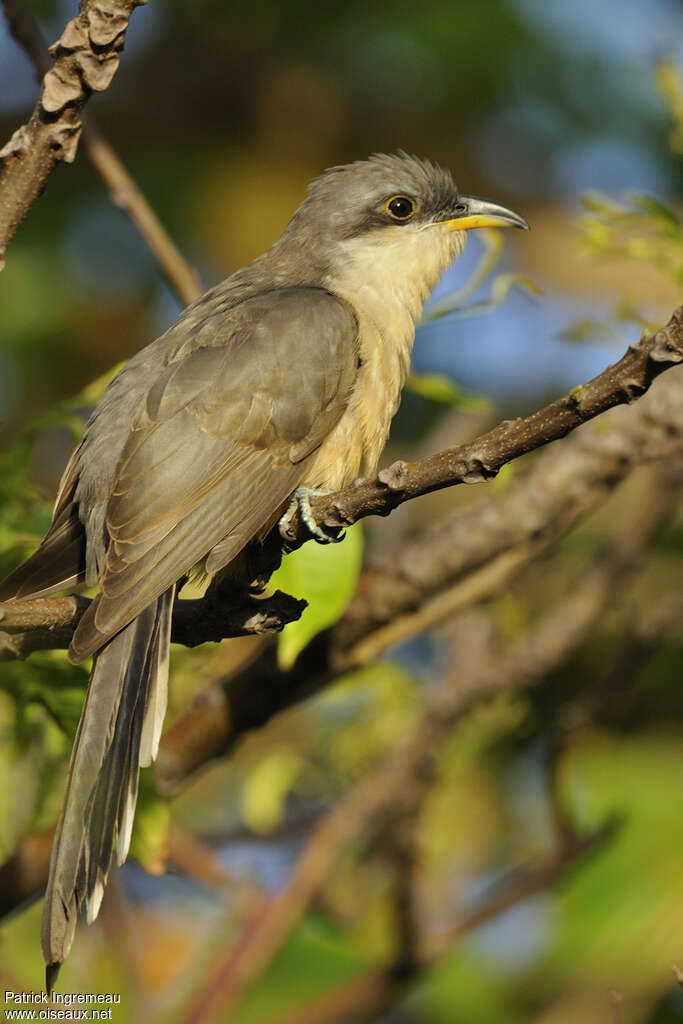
[{"xmin": 0, "ymin": 0, "xmax": 146, "ymax": 268}]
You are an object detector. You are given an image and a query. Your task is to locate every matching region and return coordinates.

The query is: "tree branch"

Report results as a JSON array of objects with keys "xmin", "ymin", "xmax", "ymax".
[
  {"xmin": 1, "ymin": 0, "xmax": 203, "ymax": 305},
  {"xmin": 0, "ymin": 0, "xmax": 146, "ymax": 269},
  {"xmin": 0, "ymin": 479, "xmax": 671, "ymax": 923},
  {"xmin": 0, "ymin": 588, "xmax": 306, "ymax": 661},
  {"xmin": 155, "ymin": 361, "xmax": 683, "ymax": 791},
  {"xmin": 80, "ymin": 122, "xmax": 203, "ymax": 305},
  {"xmin": 334, "ymin": 360, "xmax": 683, "ymax": 659},
  {"xmin": 2, "ymin": 307, "xmax": 681, "ymax": 666},
  {"xmin": 279, "ymin": 307, "xmax": 683, "ymax": 543}
]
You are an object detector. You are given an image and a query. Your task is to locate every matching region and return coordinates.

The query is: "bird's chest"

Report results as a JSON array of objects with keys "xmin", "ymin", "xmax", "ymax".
[
  {"xmin": 304, "ymin": 226, "xmax": 462, "ymax": 492},
  {"xmin": 303, "ymin": 308, "xmax": 413, "ymax": 491}
]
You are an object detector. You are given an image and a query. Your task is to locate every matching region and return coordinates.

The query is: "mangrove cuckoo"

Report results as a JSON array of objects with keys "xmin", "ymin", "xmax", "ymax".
[{"xmin": 0, "ymin": 153, "xmax": 528, "ymax": 987}]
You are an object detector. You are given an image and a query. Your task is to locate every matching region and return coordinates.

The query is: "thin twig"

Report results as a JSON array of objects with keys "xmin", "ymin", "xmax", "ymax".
[
  {"xmin": 167, "ymin": 826, "xmax": 242, "ymax": 890},
  {"xmin": 82, "ymin": 122, "xmax": 203, "ymax": 304},
  {"xmin": 342, "ymin": 540, "xmax": 549, "ymax": 669}
]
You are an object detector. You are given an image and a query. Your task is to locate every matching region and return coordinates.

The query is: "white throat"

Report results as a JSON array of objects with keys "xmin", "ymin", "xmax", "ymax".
[{"xmin": 326, "ymin": 224, "xmax": 465, "ymax": 372}]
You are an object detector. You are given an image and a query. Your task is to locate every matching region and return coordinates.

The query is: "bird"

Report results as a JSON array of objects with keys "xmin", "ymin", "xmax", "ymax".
[{"xmin": 0, "ymin": 153, "xmax": 528, "ymax": 989}]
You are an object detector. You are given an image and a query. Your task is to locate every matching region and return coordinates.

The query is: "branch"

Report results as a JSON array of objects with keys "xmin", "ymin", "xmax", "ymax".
[
  {"xmin": 0, "ymin": 588, "xmax": 306, "ymax": 661},
  {"xmin": 0, "ymin": 480, "xmax": 670, "ymax": 922},
  {"xmin": 279, "ymin": 307, "xmax": 683, "ymax": 543},
  {"xmin": 0, "ymin": 0, "xmax": 146, "ymax": 269},
  {"xmin": 5, "ymin": 585, "xmax": 678, "ymax": 922},
  {"xmin": 334, "ymin": 361, "xmax": 683, "ymax": 660},
  {"xmin": 156, "ymin": 361, "xmax": 683, "ymax": 790},
  {"xmin": 81, "ymin": 122, "xmax": 203, "ymax": 305},
  {"xmin": 3, "ymin": 308, "xmax": 682, "ymax": 666},
  {"xmin": 1, "ymin": 0, "xmax": 203, "ymax": 305}
]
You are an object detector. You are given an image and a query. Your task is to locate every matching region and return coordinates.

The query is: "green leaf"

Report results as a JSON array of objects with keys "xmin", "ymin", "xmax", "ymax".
[
  {"xmin": 490, "ymin": 271, "xmax": 542, "ymax": 304},
  {"xmin": 406, "ymin": 372, "xmax": 489, "ymax": 411},
  {"xmin": 630, "ymin": 193, "xmax": 680, "ymax": 232},
  {"xmin": 272, "ymin": 523, "xmax": 364, "ymax": 670},
  {"xmin": 550, "ymin": 732, "xmax": 683, "ymax": 985},
  {"xmin": 321, "ymin": 662, "xmax": 418, "ymax": 777},
  {"xmin": 241, "ymin": 747, "xmax": 305, "ymax": 834},
  {"xmin": 580, "ymin": 190, "xmax": 628, "ymax": 217}
]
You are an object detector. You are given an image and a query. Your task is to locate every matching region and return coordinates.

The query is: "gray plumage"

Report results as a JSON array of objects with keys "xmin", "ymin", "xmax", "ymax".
[
  {"xmin": 42, "ymin": 587, "xmax": 173, "ymax": 969},
  {"xmin": 0, "ymin": 153, "xmax": 528, "ymax": 988}
]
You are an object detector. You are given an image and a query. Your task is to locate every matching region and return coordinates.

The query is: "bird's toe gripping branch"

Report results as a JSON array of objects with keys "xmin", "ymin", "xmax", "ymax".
[{"xmin": 279, "ymin": 486, "xmax": 346, "ymax": 546}]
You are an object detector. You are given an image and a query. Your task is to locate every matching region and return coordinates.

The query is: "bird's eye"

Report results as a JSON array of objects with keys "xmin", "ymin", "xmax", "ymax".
[
  {"xmin": 385, "ymin": 195, "xmax": 416, "ymax": 221},
  {"xmin": 454, "ymin": 201, "xmax": 468, "ymax": 213}
]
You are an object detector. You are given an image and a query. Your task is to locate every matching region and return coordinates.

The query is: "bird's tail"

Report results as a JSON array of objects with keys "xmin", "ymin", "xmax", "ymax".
[{"xmin": 42, "ymin": 586, "xmax": 175, "ymax": 991}]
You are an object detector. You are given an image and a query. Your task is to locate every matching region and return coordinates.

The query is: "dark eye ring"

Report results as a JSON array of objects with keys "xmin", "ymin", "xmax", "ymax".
[{"xmin": 385, "ymin": 195, "xmax": 416, "ymax": 221}]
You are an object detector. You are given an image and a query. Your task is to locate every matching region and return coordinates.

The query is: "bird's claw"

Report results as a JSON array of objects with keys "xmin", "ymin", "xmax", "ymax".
[{"xmin": 279, "ymin": 486, "xmax": 346, "ymax": 545}]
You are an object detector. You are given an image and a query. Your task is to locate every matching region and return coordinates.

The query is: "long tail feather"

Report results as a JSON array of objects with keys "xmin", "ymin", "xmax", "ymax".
[{"xmin": 42, "ymin": 587, "xmax": 175, "ymax": 984}]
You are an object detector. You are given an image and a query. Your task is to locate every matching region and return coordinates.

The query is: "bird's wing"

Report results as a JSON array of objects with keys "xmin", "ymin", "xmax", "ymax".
[{"xmin": 70, "ymin": 287, "xmax": 359, "ymax": 661}]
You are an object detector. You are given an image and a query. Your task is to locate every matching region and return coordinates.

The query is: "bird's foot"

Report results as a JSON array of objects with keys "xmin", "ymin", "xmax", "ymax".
[{"xmin": 279, "ymin": 487, "xmax": 345, "ymax": 545}]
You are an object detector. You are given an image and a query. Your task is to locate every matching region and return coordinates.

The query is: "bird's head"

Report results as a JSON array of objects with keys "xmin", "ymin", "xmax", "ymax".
[
  {"xmin": 299, "ymin": 152, "xmax": 528, "ymax": 237},
  {"xmin": 278, "ymin": 152, "xmax": 528, "ymax": 319}
]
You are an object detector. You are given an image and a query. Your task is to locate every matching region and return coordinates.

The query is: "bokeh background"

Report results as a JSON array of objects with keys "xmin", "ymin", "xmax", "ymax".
[{"xmin": 0, "ymin": 2, "xmax": 682, "ymax": 1022}]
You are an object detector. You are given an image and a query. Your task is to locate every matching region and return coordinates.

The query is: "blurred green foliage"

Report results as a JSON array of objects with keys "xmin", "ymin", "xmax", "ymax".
[
  {"xmin": 581, "ymin": 190, "xmax": 682, "ymax": 294},
  {"xmin": 272, "ymin": 522, "xmax": 364, "ymax": 670},
  {"xmin": 405, "ymin": 371, "xmax": 490, "ymax": 411},
  {"xmin": 0, "ymin": 437, "xmax": 52, "ymax": 580}
]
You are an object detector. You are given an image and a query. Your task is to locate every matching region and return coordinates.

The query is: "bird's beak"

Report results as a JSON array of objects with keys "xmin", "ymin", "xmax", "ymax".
[{"xmin": 440, "ymin": 196, "xmax": 529, "ymax": 232}]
